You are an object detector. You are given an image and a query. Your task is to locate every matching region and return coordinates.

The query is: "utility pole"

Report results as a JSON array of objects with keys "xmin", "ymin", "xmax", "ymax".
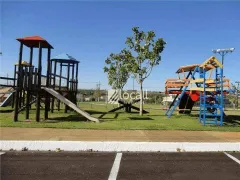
[
  {"xmin": 7, "ymin": 73, "xmax": 8, "ymax": 85},
  {"xmin": 96, "ymin": 81, "xmax": 101, "ymax": 101}
]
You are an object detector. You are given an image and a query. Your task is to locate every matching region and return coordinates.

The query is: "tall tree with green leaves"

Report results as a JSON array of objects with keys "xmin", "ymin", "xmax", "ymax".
[
  {"xmin": 125, "ymin": 27, "xmax": 166, "ymax": 115},
  {"xmin": 104, "ymin": 49, "xmax": 131, "ymax": 90}
]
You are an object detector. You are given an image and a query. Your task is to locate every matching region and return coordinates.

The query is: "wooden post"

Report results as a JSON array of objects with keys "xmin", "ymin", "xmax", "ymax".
[
  {"xmin": 71, "ymin": 63, "xmax": 75, "ymax": 92},
  {"xmin": 36, "ymin": 42, "xmax": 42, "ymax": 122},
  {"xmin": 75, "ymin": 62, "xmax": 79, "ymax": 104},
  {"xmin": 70, "ymin": 63, "xmax": 75, "ymax": 107},
  {"xmin": 22, "ymin": 67, "xmax": 28, "ymax": 107},
  {"xmin": 34, "ymin": 68, "xmax": 38, "ymax": 90},
  {"xmin": 12, "ymin": 65, "xmax": 17, "ymax": 108},
  {"xmin": 50, "ymin": 60, "xmax": 53, "ymax": 87},
  {"xmin": 65, "ymin": 63, "xmax": 70, "ymax": 113},
  {"xmin": 59, "ymin": 63, "xmax": 62, "ymax": 91},
  {"xmin": 14, "ymin": 42, "xmax": 23, "ymax": 122},
  {"xmin": 28, "ymin": 66, "xmax": 33, "ymax": 110},
  {"xmin": 44, "ymin": 47, "xmax": 51, "ymax": 119},
  {"xmin": 18, "ymin": 67, "xmax": 23, "ymax": 108},
  {"xmin": 26, "ymin": 47, "xmax": 33, "ymax": 119},
  {"xmin": 51, "ymin": 60, "xmax": 57, "ymax": 113},
  {"xmin": 57, "ymin": 62, "xmax": 62, "ymax": 111}
]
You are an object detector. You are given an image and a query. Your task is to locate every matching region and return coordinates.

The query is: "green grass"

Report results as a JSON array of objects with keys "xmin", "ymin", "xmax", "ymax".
[{"xmin": 0, "ymin": 102, "xmax": 240, "ymax": 131}]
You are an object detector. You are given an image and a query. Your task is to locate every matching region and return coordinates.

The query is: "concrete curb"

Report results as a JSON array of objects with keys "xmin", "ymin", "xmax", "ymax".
[{"xmin": 1, "ymin": 141, "xmax": 240, "ymax": 152}]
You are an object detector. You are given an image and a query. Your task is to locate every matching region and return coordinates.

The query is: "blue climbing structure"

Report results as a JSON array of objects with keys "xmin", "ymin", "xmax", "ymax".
[
  {"xmin": 165, "ymin": 56, "xmax": 229, "ymax": 126},
  {"xmin": 196, "ymin": 57, "xmax": 224, "ymax": 125}
]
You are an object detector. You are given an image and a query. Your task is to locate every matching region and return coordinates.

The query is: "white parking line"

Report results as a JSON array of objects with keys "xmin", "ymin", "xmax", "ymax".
[
  {"xmin": 108, "ymin": 153, "xmax": 122, "ymax": 180},
  {"xmin": 224, "ymin": 152, "xmax": 240, "ymax": 165},
  {"xmin": 0, "ymin": 152, "xmax": 5, "ymax": 155}
]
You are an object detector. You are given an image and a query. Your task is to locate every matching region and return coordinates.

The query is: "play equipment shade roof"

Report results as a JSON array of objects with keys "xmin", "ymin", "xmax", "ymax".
[
  {"xmin": 51, "ymin": 53, "xmax": 79, "ymax": 63},
  {"xmin": 176, "ymin": 64, "xmax": 214, "ymax": 73},
  {"xmin": 17, "ymin": 36, "xmax": 53, "ymax": 49},
  {"xmin": 15, "ymin": 61, "xmax": 32, "ymax": 67}
]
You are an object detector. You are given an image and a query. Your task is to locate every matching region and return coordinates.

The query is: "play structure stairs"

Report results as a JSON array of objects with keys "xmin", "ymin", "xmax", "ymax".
[
  {"xmin": 42, "ymin": 87, "xmax": 99, "ymax": 123},
  {"xmin": 198, "ymin": 66, "xmax": 224, "ymax": 125}
]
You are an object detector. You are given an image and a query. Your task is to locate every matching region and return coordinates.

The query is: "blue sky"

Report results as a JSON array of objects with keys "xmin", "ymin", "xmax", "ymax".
[{"xmin": 1, "ymin": 1, "xmax": 239, "ymax": 91}]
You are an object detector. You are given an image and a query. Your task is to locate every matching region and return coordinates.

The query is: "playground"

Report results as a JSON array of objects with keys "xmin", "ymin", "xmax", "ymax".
[{"xmin": 0, "ymin": 35, "xmax": 239, "ymax": 131}]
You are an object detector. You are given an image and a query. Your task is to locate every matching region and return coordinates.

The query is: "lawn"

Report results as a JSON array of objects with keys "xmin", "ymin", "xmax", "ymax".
[{"xmin": 0, "ymin": 102, "xmax": 240, "ymax": 132}]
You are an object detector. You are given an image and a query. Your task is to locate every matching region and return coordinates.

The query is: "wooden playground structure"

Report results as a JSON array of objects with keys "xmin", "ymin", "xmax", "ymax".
[
  {"xmin": 165, "ymin": 56, "xmax": 231, "ymax": 126},
  {"xmin": 0, "ymin": 36, "xmax": 99, "ymax": 122}
]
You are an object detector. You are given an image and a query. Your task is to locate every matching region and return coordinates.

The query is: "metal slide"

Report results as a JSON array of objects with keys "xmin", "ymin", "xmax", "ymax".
[
  {"xmin": 42, "ymin": 87, "xmax": 99, "ymax": 123},
  {"xmin": 0, "ymin": 92, "xmax": 13, "ymax": 107}
]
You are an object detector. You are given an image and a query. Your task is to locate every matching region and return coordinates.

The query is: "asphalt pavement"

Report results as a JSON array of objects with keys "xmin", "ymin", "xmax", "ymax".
[{"xmin": 1, "ymin": 151, "xmax": 240, "ymax": 180}]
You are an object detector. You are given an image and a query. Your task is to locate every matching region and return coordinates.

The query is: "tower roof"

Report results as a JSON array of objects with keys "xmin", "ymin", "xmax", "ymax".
[
  {"xmin": 51, "ymin": 53, "xmax": 79, "ymax": 63},
  {"xmin": 17, "ymin": 36, "xmax": 53, "ymax": 49}
]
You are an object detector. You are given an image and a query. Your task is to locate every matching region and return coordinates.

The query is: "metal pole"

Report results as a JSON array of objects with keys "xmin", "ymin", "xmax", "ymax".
[{"xmin": 221, "ymin": 53, "xmax": 225, "ymax": 110}]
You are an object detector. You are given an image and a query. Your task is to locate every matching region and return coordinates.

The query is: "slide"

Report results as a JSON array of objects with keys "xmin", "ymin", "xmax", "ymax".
[
  {"xmin": 42, "ymin": 87, "xmax": 99, "ymax": 123},
  {"xmin": 0, "ymin": 92, "xmax": 13, "ymax": 107},
  {"xmin": 178, "ymin": 94, "xmax": 195, "ymax": 114}
]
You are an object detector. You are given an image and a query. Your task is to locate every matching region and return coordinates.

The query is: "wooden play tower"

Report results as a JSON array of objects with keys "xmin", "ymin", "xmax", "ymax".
[
  {"xmin": 14, "ymin": 36, "xmax": 53, "ymax": 122},
  {"xmin": 9, "ymin": 36, "xmax": 99, "ymax": 122}
]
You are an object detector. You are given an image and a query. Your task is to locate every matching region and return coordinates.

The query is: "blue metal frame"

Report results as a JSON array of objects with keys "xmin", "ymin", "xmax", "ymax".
[
  {"xmin": 166, "ymin": 60, "xmax": 225, "ymax": 126},
  {"xmin": 198, "ymin": 65, "xmax": 224, "ymax": 126}
]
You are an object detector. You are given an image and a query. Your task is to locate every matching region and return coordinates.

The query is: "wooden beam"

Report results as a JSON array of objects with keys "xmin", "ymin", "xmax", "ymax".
[{"xmin": 36, "ymin": 42, "xmax": 42, "ymax": 122}]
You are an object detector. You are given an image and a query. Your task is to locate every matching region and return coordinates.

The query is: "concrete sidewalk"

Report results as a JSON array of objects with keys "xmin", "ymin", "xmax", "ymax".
[{"xmin": 1, "ymin": 127, "xmax": 240, "ymax": 142}]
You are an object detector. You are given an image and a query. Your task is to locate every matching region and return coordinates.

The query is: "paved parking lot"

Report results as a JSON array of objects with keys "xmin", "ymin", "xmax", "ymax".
[{"xmin": 1, "ymin": 152, "xmax": 240, "ymax": 180}]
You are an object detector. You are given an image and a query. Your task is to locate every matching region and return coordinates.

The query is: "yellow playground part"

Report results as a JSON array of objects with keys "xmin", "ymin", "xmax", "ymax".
[
  {"xmin": 190, "ymin": 87, "xmax": 218, "ymax": 92},
  {"xmin": 190, "ymin": 78, "xmax": 215, "ymax": 83},
  {"xmin": 200, "ymin": 56, "xmax": 223, "ymax": 69},
  {"xmin": 15, "ymin": 60, "xmax": 32, "ymax": 67}
]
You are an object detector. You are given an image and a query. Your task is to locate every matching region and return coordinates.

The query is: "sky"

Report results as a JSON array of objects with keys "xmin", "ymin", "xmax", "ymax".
[{"xmin": 0, "ymin": 0, "xmax": 240, "ymax": 91}]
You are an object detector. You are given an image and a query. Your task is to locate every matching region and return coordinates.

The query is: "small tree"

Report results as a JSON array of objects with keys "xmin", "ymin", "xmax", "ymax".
[
  {"xmin": 125, "ymin": 27, "xmax": 166, "ymax": 115},
  {"xmin": 104, "ymin": 49, "xmax": 131, "ymax": 90}
]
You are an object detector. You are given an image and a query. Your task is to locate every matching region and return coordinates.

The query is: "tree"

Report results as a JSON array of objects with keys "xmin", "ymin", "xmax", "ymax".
[
  {"xmin": 231, "ymin": 83, "xmax": 240, "ymax": 109},
  {"xmin": 125, "ymin": 27, "xmax": 166, "ymax": 115},
  {"xmin": 104, "ymin": 49, "xmax": 131, "ymax": 90}
]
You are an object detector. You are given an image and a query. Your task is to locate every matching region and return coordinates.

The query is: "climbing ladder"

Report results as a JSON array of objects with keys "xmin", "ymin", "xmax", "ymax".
[{"xmin": 198, "ymin": 58, "xmax": 224, "ymax": 126}]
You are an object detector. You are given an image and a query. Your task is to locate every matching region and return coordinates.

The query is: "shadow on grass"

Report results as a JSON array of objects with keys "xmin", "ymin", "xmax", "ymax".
[
  {"xmin": 224, "ymin": 115, "xmax": 240, "ymax": 126},
  {"xmin": 99, "ymin": 112, "xmax": 120, "ymax": 121},
  {"xmin": 47, "ymin": 114, "xmax": 88, "ymax": 122},
  {"xmin": 0, "ymin": 109, "xmax": 14, "ymax": 113},
  {"xmin": 189, "ymin": 113, "xmax": 240, "ymax": 126},
  {"xmin": 86, "ymin": 110, "xmax": 107, "ymax": 115},
  {"xmin": 129, "ymin": 117, "xmax": 153, "ymax": 121}
]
